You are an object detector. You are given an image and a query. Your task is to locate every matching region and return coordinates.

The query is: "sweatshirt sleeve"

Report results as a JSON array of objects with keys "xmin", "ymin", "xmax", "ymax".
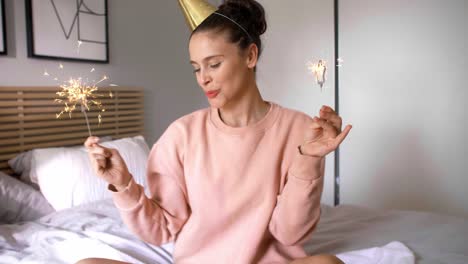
[
  {"xmin": 268, "ymin": 149, "xmax": 325, "ymax": 246},
  {"xmin": 111, "ymin": 123, "xmax": 190, "ymax": 246}
]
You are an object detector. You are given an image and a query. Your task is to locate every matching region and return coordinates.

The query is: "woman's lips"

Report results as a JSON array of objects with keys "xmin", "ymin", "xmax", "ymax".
[{"xmin": 205, "ymin": 89, "xmax": 220, "ymax": 99}]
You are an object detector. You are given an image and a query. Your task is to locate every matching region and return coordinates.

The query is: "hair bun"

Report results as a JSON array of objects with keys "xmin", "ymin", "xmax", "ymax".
[{"xmin": 219, "ymin": 0, "xmax": 267, "ymax": 37}]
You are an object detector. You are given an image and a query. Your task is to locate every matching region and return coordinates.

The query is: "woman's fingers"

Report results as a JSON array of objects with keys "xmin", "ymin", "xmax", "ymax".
[
  {"xmin": 86, "ymin": 137, "xmax": 111, "ymax": 160},
  {"xmin": 85, "ymin": 136, "xmax": 112, "ymax": 176},
  {"xmin": 313, "ymin": 116, "xmax": 337, "ymax": 136},
  {"xmin": 84, "ymin": 136, "xmax": 100, "ymax": 148},
  {"xmin": 304, "ymin": 107, "xmax": 352, "ymax": 157},
  {"xmin": 332, "ymin": 124, "xmax": 352, "ymax": 147},
  {"xmin": 321, "ymin": 105, "xmax": 335, "ymax": 113},
  {"xmin": 97, "ymin": 161, "xmax": 107, "ymax": 175},
  {"xmin": 89, "ymin": 157, "xmax": 101, "ymax": 175},
  {"xmin": 319, "ymin": 106, "xmax": 342, "ymax": 131},
  {"xmin": 92, "ymin": 153, "xmax": 107, "ymax": 161},
  {"xmin": 309, "ymin": 118, "xmax": 322, "ymax": 129},
  {"xmin": 90, "ymin": 156, "xmax": 108, "ymax": 177},
  {"xmin": 95, "ymin": 158, "xmax": 107, "ymax": 169},
  {"xmin": 88, "ymin": 146, "xmax": 110, "ymax": 157}
]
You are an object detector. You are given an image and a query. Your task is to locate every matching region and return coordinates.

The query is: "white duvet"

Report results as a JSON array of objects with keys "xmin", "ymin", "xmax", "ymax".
[
  {"xmin": 0, "ymin": 199, "xmax": 173, "ymax": 264},
  {"xmin": 337, "ymin": 241, "xmax": 414, "ymax": 264}
]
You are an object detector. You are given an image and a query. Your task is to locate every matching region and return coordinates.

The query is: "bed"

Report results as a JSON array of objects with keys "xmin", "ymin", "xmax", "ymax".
[
  {"xmin": 1, "ymin": 200, "xmax": 467, "ymax": 264},
  {"xmin": 1, "ymin": 87, "xmax": 467, "ymax": 264}
]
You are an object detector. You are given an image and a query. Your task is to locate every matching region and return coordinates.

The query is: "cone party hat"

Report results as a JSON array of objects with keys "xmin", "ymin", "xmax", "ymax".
[{"xmin": 177, "ymin": 0, "xmax": 217, "ymax": 31}]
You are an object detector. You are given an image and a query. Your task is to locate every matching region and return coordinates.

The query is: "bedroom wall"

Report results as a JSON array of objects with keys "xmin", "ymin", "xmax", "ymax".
[
  {"xmin": 0, "ymin": 0, "xmax": 207, "ymax": 146},
  {"xmin": 255, "ymin": 0, "xmax": 336, "ymax": 205},
  {"xmin": 339, "ymin": 0, "xmax": 468, "ymax": 217}
]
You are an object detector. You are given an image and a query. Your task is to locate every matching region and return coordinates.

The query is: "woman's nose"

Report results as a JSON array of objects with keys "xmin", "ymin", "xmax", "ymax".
[{"xmin": 199, "ymin": 70, "xmax": 211, "ymax": 85}]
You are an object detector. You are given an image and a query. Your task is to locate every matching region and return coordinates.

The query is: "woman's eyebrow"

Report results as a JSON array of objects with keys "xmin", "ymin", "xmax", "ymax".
[{"xmin": 190, "ymin": 55, "xmax": 224, "ymax": 64}]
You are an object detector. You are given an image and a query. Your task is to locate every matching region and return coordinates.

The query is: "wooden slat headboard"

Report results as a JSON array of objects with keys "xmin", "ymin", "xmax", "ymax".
[{"xmin": 0, "ymin": 87, "xmax": 144, "ymax": 175}]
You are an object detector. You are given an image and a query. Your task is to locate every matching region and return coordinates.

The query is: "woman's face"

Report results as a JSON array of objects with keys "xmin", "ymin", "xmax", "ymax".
[{"xmin": 189, "ymin": 31, "xmax": 256, "ymax": 108}]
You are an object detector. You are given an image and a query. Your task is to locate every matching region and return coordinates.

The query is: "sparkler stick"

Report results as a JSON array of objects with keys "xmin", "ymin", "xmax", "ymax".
[{"xmin": 81, "ymin": 104, "xmax": 92, "ymax": 137}]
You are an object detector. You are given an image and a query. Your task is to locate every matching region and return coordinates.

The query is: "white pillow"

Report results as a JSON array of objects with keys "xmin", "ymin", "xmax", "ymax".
[
  {"xmin": 29, "ymin": 136, "xmax": 149, "ymax": 210},
  {"xmin": 0, "ymin": 171, "xmax": 55, "ymax": 223},
  {"xmin": 8, "ymin": 136, "xmax": 114, "ymax": 188}
]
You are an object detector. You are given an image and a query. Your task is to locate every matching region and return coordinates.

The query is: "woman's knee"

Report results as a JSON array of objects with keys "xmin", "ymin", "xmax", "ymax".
[
  {"xmin": 75, "ymin": 258, "xmax": 97, "ymax": 264},
  {"xmin": 290, "ymin": 254, "xmax": 344, "ymax": 264},
  {"xmin": 75, "ymin": 258, "xmax": 129, "ymax": 264}
]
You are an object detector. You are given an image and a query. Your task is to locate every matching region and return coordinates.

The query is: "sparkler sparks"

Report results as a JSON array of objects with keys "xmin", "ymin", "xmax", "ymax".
[
  {"xmin": 337, "ymin": 57, "xmax": 344, "ymax": 67},
  {"xmin": 77, "ymin": 41, "xmax": 83, "ymax": 54},
  {"xmin": 306, "ymin": 59, "xmax": 327, "ymax": 91},
  {"xmin": 45, "ymin": 65, "xmax": 113, "ymax": 137}
]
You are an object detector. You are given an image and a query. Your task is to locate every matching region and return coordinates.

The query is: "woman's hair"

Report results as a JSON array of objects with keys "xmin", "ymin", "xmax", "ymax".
[{"xmin": 192, "ymin": 0, "xmax": 267, "ymax": 59}]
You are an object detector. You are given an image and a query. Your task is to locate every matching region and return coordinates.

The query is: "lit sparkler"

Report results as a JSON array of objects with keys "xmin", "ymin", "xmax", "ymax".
[
  {"xmin": 306, "ymin": 59, "xmax": 327, "ymax": 91},
  {"xmin": 42, "ymin": 40, "xmax": 117, "ymax": 136},
  {"xmin": 45, "ymin": 66, "xmax": 113, "ymax": 137}
]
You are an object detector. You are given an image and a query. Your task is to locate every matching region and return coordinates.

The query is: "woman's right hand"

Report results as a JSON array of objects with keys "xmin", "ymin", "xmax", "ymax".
[{"xmin": 84, "ymin": 136, "xmax": 132, "ymax": 191}]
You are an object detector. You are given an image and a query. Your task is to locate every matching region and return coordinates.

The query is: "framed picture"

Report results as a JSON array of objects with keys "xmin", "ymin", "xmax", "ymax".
[
  {"xmin": 26, "ymin": 0, "xmax": 109, "ymax": 63},
  {"xmin": 0, "ymin": 0, "xmax": 6, "ymax": 55}
]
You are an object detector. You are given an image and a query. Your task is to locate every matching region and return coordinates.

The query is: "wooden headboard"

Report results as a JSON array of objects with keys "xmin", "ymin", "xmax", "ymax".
[{"xmin": 0, "ymin": 87, "xmax": 144, "ymax": 175}]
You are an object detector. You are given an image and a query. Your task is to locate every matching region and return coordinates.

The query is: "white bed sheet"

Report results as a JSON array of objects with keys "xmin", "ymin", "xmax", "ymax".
[
  {"xmin": 1, "ymin": 200, "xmax": 466, "ymax": 264},
  {"xmin": 0, "ymin": 199, "xmax": 173, "ymax": 264}
]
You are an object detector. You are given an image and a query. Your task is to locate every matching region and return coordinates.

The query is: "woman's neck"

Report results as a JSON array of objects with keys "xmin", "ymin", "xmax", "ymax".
[{"xmin": 218, "ymin": 85, "xmax": 270, "ymax": 127}]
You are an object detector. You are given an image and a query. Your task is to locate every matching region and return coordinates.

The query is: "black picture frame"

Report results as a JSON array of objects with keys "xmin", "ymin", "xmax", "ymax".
[
  {"xmin": 0, "ymin": 0, "xmax": 6, "ymax": 55},
  {"xmin": 25, "ymin": 0, "xmax": 109, "ymax": 63}
]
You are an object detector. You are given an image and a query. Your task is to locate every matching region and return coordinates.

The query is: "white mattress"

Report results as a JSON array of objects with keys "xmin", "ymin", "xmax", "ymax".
[{"xmin": 1, "ymin": 200, "xmax": 466, "ymax": 264}]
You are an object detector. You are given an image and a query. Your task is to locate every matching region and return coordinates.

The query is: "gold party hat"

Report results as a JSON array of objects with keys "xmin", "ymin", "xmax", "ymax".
[{"xmin": 178, "ymin": 0, "xmax": 217, "ymax": 31}]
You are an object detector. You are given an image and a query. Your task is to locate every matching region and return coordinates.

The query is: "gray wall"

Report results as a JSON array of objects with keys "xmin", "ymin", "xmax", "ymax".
[
  {"xmin": 256, "ymin": 0, "xmax": 336, "ymax": 205},
  {"xmin": 339, "ymin": 0, "xmax": 468, "ymax": 217},
  {"xmin": 0, "ymin": 0, "xmax": 207, "ymax": 145}
]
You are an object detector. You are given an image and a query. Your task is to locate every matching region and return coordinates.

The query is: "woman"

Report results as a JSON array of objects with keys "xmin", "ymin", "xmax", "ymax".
[{"xmin": 79, "ymin": 0, "xmax": 351, "ymax": 263}]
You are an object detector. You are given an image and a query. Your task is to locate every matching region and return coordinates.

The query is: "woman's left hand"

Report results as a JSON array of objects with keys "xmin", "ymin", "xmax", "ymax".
[{"xmin": 300, "ymin": 105, "xmax": 352, "ymax": 158}]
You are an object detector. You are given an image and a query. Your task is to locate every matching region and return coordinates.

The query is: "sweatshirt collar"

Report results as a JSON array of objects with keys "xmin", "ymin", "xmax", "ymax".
[{"xmin": 210, "ymin": 102, "xmax": 280, "ymax": 135}]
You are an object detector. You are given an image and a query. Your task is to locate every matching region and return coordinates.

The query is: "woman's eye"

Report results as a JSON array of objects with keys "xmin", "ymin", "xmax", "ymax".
[
  {"xmin": 210, "ymin": 62, "xmax": 221, "ymax": 68},
  {"xmin": 193, "ymin": 68, "xmax": 200, "ymax": 73}
]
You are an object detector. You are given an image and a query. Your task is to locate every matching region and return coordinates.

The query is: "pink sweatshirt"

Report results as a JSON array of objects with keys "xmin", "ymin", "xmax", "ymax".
[{"xmin": 112, "ymin": 102, "xmax": 325, "ymax": 263}]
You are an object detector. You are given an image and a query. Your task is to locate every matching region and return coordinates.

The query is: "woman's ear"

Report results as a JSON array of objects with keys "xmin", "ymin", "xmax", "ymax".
[{"xmin": 246, "ymin": 43, "xmax": 259, "ymax": 69}]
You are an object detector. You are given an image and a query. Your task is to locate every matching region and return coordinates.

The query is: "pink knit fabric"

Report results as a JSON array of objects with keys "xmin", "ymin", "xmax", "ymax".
[{"xmin": 112, "ymin": 102, "xmax": 325, "ymax": 263}]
